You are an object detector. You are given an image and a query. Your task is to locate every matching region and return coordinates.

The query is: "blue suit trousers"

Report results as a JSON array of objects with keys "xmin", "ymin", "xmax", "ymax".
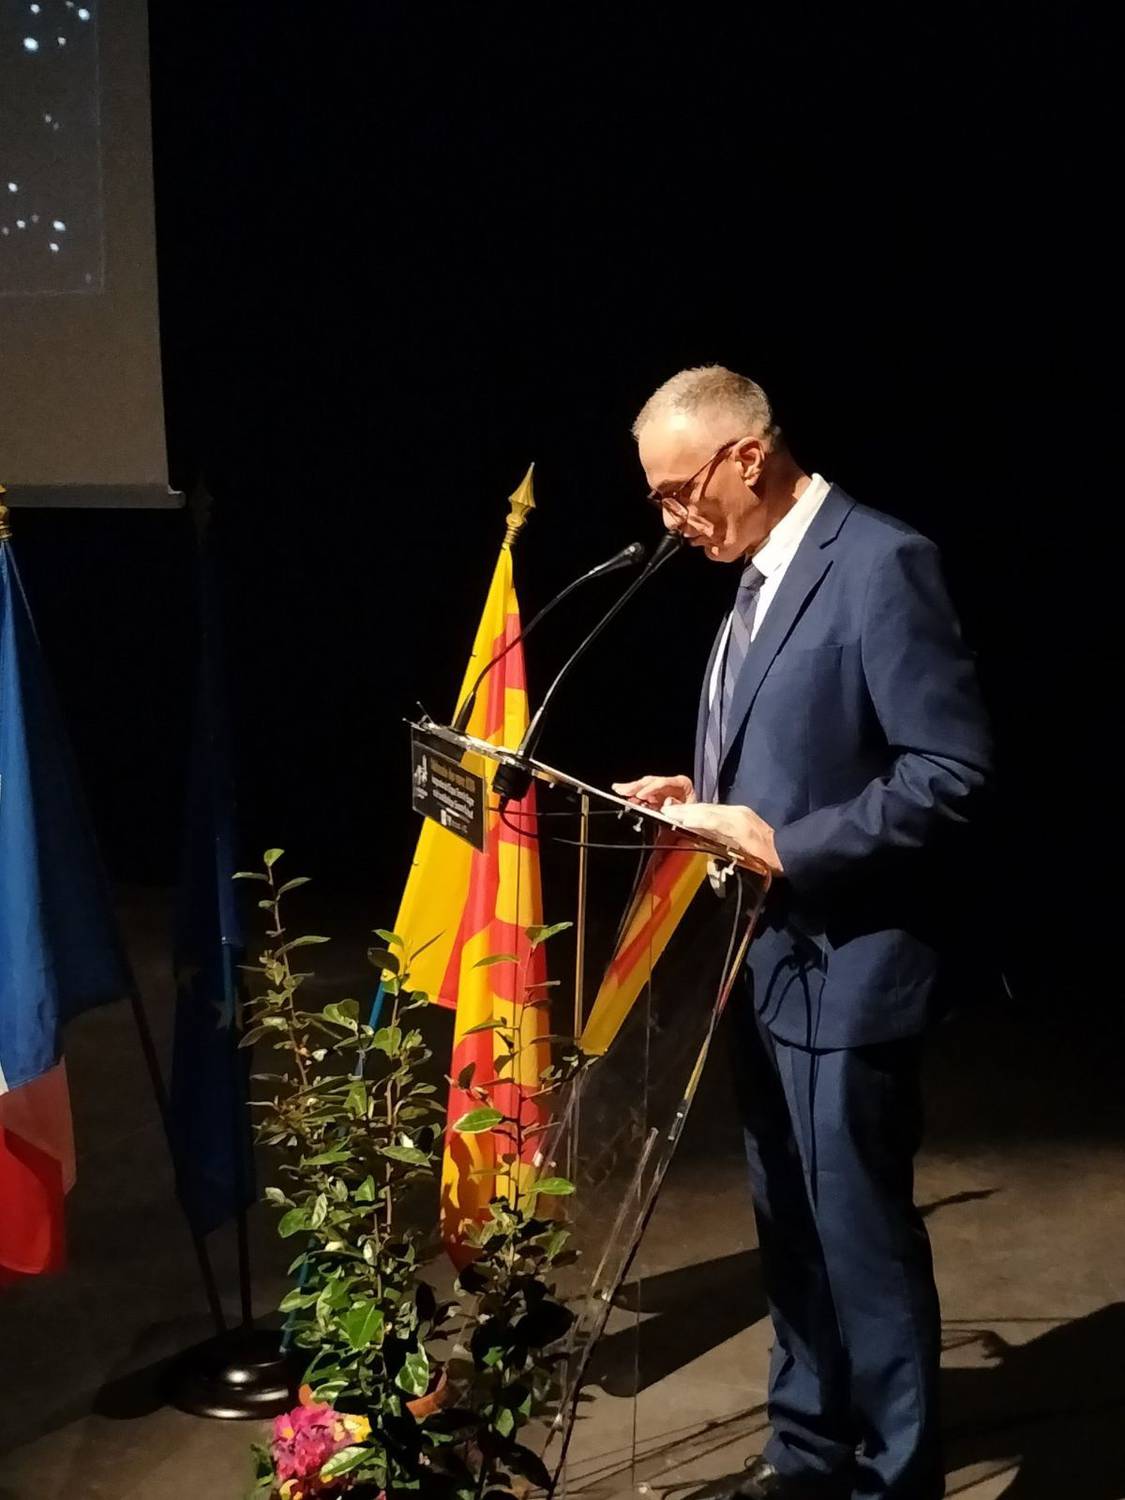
[{"xmin": 730, "ymin": 984, "xmax": 944, "ymax": 1499}]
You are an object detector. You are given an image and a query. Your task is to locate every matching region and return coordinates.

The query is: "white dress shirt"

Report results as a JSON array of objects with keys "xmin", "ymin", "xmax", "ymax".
[{"xmin": 707, "ymin": 473, "xmax": 832, "ymax": 710}]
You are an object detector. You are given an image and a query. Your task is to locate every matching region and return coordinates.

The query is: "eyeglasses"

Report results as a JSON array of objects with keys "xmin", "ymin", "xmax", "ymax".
[{"xmin": 644, "ymin": 438, "xmax": 739, "ymax": 526}]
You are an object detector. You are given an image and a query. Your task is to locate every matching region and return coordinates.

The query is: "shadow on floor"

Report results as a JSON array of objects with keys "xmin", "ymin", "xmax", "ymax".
[
  {"xmin": 941, "ymin": 1302, "xmax": 1125, "ymax": 1499},
  {"xmin": 673, "ymin": 1303, "xmax": 1125, "ymax": 1500},
  {"xmin": 593, "ymin": 1189, "xmax": 998, "ymax": 1397},
  {"xmin": 594, "ymin": 1194, "xmax": 1125, "ymax": 1500}
]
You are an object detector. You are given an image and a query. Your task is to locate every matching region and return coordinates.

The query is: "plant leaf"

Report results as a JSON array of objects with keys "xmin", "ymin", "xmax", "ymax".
[
  {"xmin": 278, "ymin": 1288, "xmax": 319, "ymax": 1312},
  {"xmin": 277, "ymin": 1207, "xmax": 308, "ymax": 1238},
  {"xmin": 472, "ymin": 953, "xmax": 519, "ymax": 969},
  {"xmin": 279, "ymin": 935, "xmax": 331, "ymax": 954},
  {"xmin": 232, "ymin": 871, "xmax": 269, "ymax": 882},
  {"xmin": 525, "ymin": 921, "xmax": 573, "ymax": 947},
  {"xmin": 342, "ymin": 1300, "xmax": 385, "ymax": 1350},
  {"xmin": 263, "ymin": 848, "xmax": 284, "ymax": 867},
  {"xmin": 319, "ymin": 1444, "xmax": 371, "ymax": 1479},
  {"xmin": 379, "ymin": 1144, "xmax": 429, "ymax": 1166},
  {"xmin": 503, "ymin": 1442, "xmax": 553, "ymax": 1490},
  {"xmin": 373, "ymin": 928, "xmax": 405, "ymax": 948},
  {"xmin": 278, "ymin": 877, "xmax": 311, "ymax": 896},
  {"xmin": 372, "ymin": 1025, "xmax": 403, "ymax": 1055},
  {"xmin": 312, "ymin": 1377, "xmax": 349, "ymax": 1404},
  {"xmin": 529, "ymin": 1176, "xmax": 575, "ymax": 1196},
  {"xmin": 302, "ymin": 1148, "xmax": 353, "ymax": 1167},
  {"xmin": 323, "ymin": 1001, "xmax": 360, "ymax": 1031},
  {"xmin": 460, "ymin": 1018, "xmax": 507, "ymax": 1036},
  {"xmin": 395, "ymin": 1348, "xmax": 430, "ymax": 1396},
  {"xmin": 452, "ymin": 1107, "xmax": 504, "ymax": 1134}
]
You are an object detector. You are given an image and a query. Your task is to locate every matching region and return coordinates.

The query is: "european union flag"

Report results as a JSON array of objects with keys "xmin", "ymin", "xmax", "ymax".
[{"xmin": 168, "ymin": 528, "xmax": 255, "ymax": 1237}]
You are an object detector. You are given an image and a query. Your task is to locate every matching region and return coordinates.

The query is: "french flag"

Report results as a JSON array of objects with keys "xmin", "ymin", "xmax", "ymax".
[{"xmin": 0, "ymin": 518, "xmax": 131, "ymax": 1281}]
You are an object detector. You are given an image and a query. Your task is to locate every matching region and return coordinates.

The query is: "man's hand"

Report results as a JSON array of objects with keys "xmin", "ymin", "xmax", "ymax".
[
  {"xmin": 611, "ymin": 774, "xmax": 696, "ymax": 809},
  {"xmin": 661, "ymin": 800, "xmax": 784, "ymax": 874}
]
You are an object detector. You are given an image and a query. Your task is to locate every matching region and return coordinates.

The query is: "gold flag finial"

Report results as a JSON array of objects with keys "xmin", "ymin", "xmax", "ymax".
[
  {"xmin": 0, "ymin": 484, "xmax": 11, "ymax": 542},
  {"xmin": 504, "ymin": 463, "xmax": 536, "ymax": 548}
]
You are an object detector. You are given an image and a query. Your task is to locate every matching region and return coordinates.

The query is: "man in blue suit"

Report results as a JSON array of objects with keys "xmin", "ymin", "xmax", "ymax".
[{"xmin": 614, "ymin": 366, "xmax": 992, "ymax": 1500}]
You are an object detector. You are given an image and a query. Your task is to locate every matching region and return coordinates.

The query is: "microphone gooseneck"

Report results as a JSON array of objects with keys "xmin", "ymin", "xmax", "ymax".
[
  {"xmin": 492, "ymin": 530, "xmax": 684, "ymax": 803},
  {"xmin": 451, "ymin": 540, "xmax": 645, "ymax": 734}
]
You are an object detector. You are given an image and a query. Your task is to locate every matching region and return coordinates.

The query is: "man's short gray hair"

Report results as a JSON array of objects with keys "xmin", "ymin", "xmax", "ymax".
[{"xmin": 632, "ymin": 365, "xmax": 782, "ymax": 447}]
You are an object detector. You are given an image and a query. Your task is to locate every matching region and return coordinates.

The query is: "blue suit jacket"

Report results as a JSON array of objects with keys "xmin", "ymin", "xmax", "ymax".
[{"xmin": 694, "ymin": 487, "xmax": 993, "ymax": 1049}]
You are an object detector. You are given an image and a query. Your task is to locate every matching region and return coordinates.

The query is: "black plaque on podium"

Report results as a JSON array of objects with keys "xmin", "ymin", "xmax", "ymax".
[{"xmin": 410, "ymin": 724, "xmax": 487, "ymax": 852}]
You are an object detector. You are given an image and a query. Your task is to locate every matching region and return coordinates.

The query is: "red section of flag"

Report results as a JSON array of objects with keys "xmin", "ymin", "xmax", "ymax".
[
  {"xmin": 0, "ymin": 1130, "xmax": 66, "ymax": 1281},
  {"xmin": 0, "ymin": 1062, "xmax": 75, "ymax": 1282}
]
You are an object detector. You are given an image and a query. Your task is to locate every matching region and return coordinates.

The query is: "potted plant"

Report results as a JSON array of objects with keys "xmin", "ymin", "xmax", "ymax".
[{"xmin": 239, "ymin": 853, "xmax": 584, "ymax": 1500}]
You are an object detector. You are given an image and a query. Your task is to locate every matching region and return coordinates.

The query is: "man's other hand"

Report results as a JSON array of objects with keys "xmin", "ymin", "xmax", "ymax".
[
  {"xmin": 611, "ymin": 774, "xmax": 696, "ymax": 809},
  {"xmin": 661, "ymin": 800, "xmax": 783, "ymax": 874}
]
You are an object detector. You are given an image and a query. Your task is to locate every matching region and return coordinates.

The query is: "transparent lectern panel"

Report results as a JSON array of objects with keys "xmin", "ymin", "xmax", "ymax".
[
  {"xmin": 408, "ymin": 729, "xmax": 768, "ymax": 1498},
  {"xmin": 521, "ymin": 791, "xmax": 767, "ymax": 1495}
]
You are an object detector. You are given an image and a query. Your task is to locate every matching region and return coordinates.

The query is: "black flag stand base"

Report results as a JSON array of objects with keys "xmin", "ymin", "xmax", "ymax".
[
  {"xmin": 165, "ymin": 1324, "xmax": 298, "ymax": 1420},
  {"xmin": 165, "ymin": 1196, "xmax": 300, "ymax": 1420}
]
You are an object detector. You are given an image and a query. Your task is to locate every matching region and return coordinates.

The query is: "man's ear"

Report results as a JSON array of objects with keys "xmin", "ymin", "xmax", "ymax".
[{"xmin": 733, "ymin": 436, "xmax": 766, "ymax": 487}]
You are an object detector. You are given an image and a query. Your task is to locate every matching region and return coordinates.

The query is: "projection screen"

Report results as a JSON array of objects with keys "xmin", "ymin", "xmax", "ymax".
[{"xmin": 0, "ymin": 0, "xmax": 175, "ymax": 506}]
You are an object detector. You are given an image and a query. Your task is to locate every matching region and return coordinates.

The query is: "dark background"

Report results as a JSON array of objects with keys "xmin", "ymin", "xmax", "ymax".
[{"xmin": 11, "ymin": 2, "xmax": 1106, "ymax": 1005}]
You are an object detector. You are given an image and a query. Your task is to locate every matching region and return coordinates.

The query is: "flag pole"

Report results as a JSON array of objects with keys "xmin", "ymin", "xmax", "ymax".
[
  {"xmin": 166, "ymin": 485, "xmax": 295, "ymax": 1418},
  {"xmin": 127, "ymin": 986, "xmax": 229, "ymax": 1338}
]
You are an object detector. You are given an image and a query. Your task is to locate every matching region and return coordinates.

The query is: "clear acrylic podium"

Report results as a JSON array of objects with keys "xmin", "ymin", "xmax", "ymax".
[{"xmin": 412, "ymin": 720, "xmax": 771, "ymax": 1498}]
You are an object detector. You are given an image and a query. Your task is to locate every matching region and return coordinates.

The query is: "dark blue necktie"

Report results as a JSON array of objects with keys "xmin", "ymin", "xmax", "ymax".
[{"xmin": 700, "ymin": 562, "xmax": 766, "ymax": 802}]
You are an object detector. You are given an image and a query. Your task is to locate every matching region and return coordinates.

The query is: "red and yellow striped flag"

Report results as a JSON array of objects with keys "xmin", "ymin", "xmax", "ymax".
[
  {"xmin": 580, "ymin": 837, "xmax": 708, "ymax": 1057},
  {"xmin": 390, "ymin": 469, "xmax": 548, "ymax": 1261}
]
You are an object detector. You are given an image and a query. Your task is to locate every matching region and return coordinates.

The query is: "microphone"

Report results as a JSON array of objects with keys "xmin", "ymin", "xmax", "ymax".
[
  {"xmin": 451, "ymin": 540, "xmax": 646, "ymax": 734},
  {"xmin": 492, "ymin": 530, "xmax": 684, "ymax": 803}
]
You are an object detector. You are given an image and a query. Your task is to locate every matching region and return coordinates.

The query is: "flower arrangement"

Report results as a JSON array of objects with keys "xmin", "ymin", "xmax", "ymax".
[{"xmin": 269, "ymin": 1386, "xmax": 372, "ymax": 1499}]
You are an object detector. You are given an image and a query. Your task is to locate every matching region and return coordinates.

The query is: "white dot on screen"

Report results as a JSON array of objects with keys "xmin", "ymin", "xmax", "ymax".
[
  {"xmin": 16, "ymin": 219, "xmax": 26, "ymax": 229},
  {"xmin": 78, "ymin": 5, "xmax": 90, "ymax": 15},
  {"xmin": 49, "ymin": 242, "xmax": 59, "ymax": 252},
  {"xmin": 43, "ymin": 113, "xmax": 52, "ymax": 122},
  {"xmin": 30, "ymin": 213, "xmax": 39, "ymax": 223},
  {"xmin": 30, "ymin": 2, "xmax": 40, "ymax": 10},
  {"xmin": 1, "ymin": 228, "xmax": 8, "ymax": 236},
  {"xmin": 23, "ymin": 36, "xmax": 39, "ymax": 50},
  {"xmin": 6, "ymin": 183, "xmax": 16, "ymax": 193},
  {"xmin": 53, "ymin": 219, "xmax": 66, "ymax": 230},
  {"xmin": 57, "ymin": 35, "xmax": 66, "ymax": 45},
  {"xmin": 52, "ymin": 121, "xmax": 60, "ymax": 130}
]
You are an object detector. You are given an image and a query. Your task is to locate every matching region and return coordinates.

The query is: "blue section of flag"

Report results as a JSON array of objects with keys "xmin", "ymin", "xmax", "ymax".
[
  {"xmin": 0, "ymin": 544, "xmax": 132, "ymax": 1095},
  {"xmin": 168, "ymin": 540, "xmax": 255, "ymax": 1235}
]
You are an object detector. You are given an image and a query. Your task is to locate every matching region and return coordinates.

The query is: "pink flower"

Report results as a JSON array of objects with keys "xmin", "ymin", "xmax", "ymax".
[{"xmin": 270, "ymin": 1394, "xmax": 372, "ymax": 1490}]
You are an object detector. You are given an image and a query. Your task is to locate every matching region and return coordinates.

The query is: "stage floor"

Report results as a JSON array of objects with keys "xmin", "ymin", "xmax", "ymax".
[{"xmin": 1, "ymin": 887, "xmax": 1122, "ymax": 1500}]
